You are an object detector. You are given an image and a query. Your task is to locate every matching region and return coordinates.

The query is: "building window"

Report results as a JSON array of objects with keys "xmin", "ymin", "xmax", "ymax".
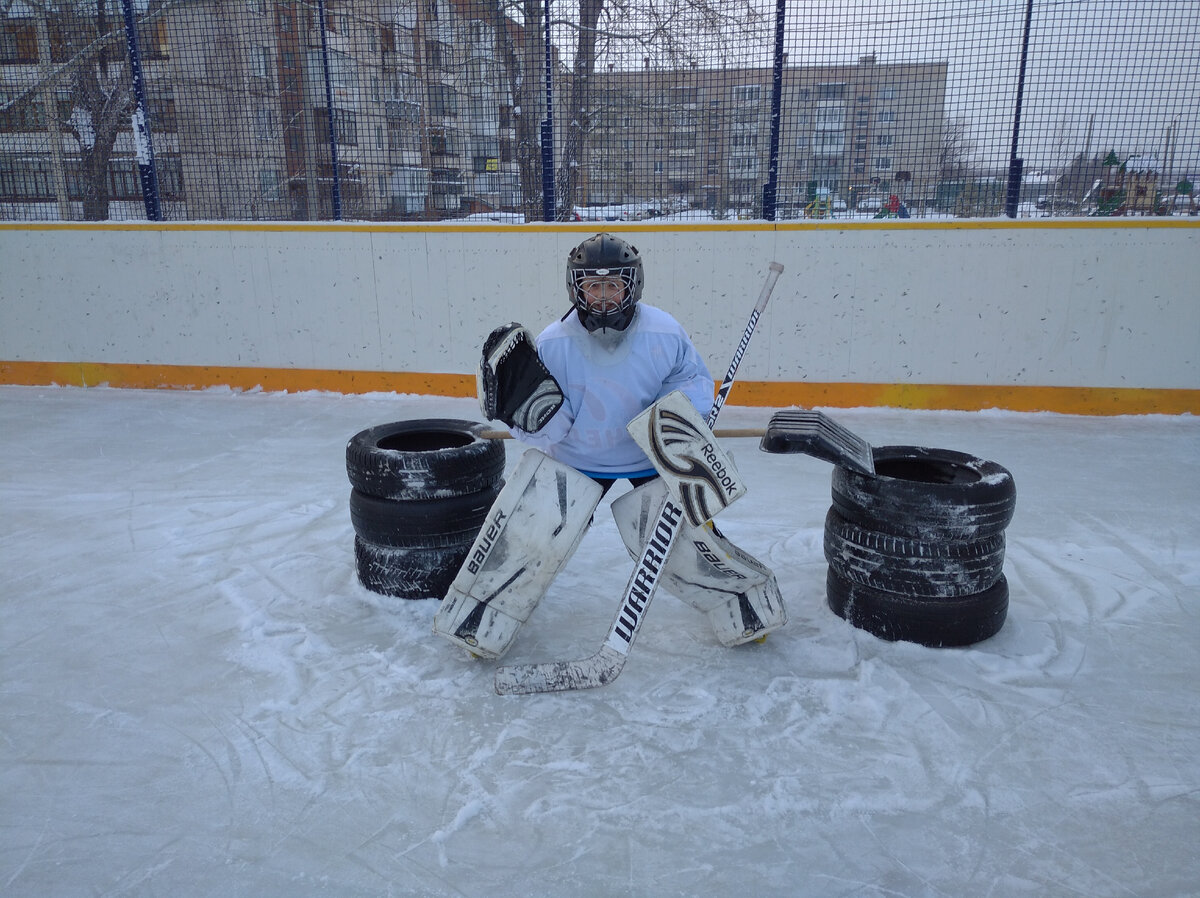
[
  {"xmin": 429, "ymin": 83, "xmax": 458, "ymax": 117},
  {"xmin": 813, "ymin": 130, "xmax": 844, "ymax": 153},
  {"xmin": 386, "ymin": 99, "xmax": 420, "ymax": 125},
  {"xmin": 252, "ymin": 46, "xmax": 272, "ymax": 85},
  {"xmin": 259, "ymin": 169, "xmax": 282, "ymax": 198},
  {"xmin": 732, "ymin": 84, "xmax": 762, "ymax": 103},
  {"xmin": 875, "ymin": 157, "xmax": 892, "ymax": 170},
  {"xmin": 877, "ymin": 110, "xmax": 896, "ymax": 123},
  {"xmin": 255, "ymin": 106, "xmax": 276, "ymax": 140},
  {"xmin": 876, "ymin": 134, "xmax": 893, "ymax": 147},
  {"xmin": 730, "ymin": 132, "xmax": 758, "ymax": 151},
  {"xmin": 0, "ymin": 22, "xmax": 38, "ymax": 63},
  {"xmin": 670, "ymin": 132, "xmax": 695, "ymax": 151},
  {"xmin": 816, "ymin": 106, "xmax": 845, "ymax": 127},
  {"xmin": 313, "ymin": 107, "xmax": 358, "ymax": 146}
]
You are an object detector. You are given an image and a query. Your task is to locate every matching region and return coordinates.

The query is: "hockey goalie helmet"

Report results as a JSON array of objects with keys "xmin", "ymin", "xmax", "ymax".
[{"xmin": 566, "ymin": 232, "xmax": 644, "ymax": 333}]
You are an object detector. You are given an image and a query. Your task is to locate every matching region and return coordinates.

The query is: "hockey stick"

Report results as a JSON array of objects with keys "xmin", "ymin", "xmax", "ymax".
[
  {"xmin": 479, "ymin": 427, "xmax": 766, "ymax": 440},
  {"xmin": 494, "ymin": 261, "xmax": 784, "ymax": 695}
]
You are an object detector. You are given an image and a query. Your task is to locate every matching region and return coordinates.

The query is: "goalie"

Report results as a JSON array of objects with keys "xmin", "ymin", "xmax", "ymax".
[{"xmin": 433, "ymin": 233, "xmax": 786, "ymax": 658}]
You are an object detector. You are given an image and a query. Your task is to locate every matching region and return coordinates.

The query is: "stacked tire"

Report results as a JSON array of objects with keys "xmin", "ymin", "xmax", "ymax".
[
  {"xmin": 346, "ymin": 419, "xmax": 505, "ymax": 600},
  {"xmin": 823, "ymin": 446, "xmax": 1016, "ymax": 647}
]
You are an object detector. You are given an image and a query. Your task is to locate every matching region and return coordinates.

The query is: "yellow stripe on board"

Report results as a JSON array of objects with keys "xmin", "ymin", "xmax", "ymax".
[
  {"xmin": 2, "ymin": 361, "xmax": 1195, "ymax": 416},
  {"xmin": 0, "ymin": 361, "xmax": 477, "ymax": 398},
  {"xmin": 1, "ymin": 218, "xmax": 1197, "ymax": 234}
]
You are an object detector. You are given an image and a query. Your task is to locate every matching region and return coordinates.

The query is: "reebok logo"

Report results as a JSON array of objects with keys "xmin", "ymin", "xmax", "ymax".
[{"xmin": 699, "ymin": 442, "xmax": 739, "ymax": 496}]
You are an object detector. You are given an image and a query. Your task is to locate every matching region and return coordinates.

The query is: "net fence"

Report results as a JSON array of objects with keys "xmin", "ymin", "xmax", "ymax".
[{"xmin": 2, "ymin": 0, "xmax": 1196, "ymax": 222}]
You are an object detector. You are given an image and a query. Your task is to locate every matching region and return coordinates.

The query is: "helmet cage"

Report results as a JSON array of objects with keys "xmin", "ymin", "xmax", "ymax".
[{"xmin": 565, "ymin": 233, "xmax": 644, "ymax": 332}]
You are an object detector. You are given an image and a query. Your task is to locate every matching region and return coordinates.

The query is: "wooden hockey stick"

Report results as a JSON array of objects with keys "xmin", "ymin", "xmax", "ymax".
[{"xmin": 494, "ymin": 261, "xmax": 784, "ymax": 695}]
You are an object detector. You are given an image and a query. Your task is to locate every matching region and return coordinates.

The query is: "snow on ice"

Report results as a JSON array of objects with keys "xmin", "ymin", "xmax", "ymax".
[{"xmin": 1, "ymin": 386, "xmax": 1197, "ymax": 896}]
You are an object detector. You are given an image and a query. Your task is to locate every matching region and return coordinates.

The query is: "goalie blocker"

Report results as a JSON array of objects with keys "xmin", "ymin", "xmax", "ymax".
[{"xmin": 627, "ymin": 390, "xmax": 747, "ymax": 527}]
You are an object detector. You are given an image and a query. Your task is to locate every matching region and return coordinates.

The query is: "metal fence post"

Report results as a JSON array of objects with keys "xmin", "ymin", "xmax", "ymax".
[
  {"xmin": 316, "ymin": 0, "xmax": 342, "ymax": 220},
  {"xmin": 1005, "ymin": 0, "xmax": 1034, "ymax": 218},
  {"xmin": 540, "ymin": 0, "xmax": 556, "ymax": 222},
  {"xmin": 120, "ymin": 0, "xmax": 160, "ymax": 221},
  {"xmin": 764, "ymin": 0, "xmax": 786, "ymax": 221}
]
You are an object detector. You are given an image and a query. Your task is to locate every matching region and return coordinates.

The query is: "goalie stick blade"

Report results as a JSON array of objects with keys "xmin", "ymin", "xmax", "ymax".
[
  {"xmin": 494, "ymin": 645, "xmax": 627, "ymax": 694},
  {"xmin": 494, "ymin": 497, "xmax": 686, "ymax": 694}
]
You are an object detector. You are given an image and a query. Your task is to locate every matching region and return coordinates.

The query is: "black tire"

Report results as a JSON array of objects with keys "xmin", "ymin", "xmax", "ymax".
[
  {"xmin": 346, "ymin": 419, "xmax": 505, "ymax": 501},
  {"xmin": 349, "ymin": 482, "xmax": 501, "ymax": 549},
  {"xmin": 832, "ymin": 445, "xmax": 1016, "ymax": 541},
  {"xmin": 826, "ymin": 567, "xmax": 1008, "ymax": 647},
  {"xmin": 354, "ymin": 537, "xmax": 466, "ymax": 600},
  {"xmin": 823, "ymin": 507, "xmax": 1005, "ymax": 598}
]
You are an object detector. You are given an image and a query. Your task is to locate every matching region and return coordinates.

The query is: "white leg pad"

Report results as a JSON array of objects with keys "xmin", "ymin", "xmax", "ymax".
[
  {"xmin": 626, "ymin": 390, "xmax": 747, "ymax": 526},
  {"xmin": 611, "ymin": 479, "xmax": 787, "ymax": 645},
  {"xmin": 434, "ymin": 449, "xmax": 602, "ymax": 659}
]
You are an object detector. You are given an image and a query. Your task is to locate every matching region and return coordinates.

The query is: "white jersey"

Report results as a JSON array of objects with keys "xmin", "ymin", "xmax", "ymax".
[{"xmin": 513, "ymin": 304, "xmax": 714, "ymax": 476}]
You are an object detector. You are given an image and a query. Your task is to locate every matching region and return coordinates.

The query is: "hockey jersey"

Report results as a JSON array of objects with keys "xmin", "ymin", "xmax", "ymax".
[{"xmin": 513, "ymin": 304, "xmax": 714, "ymax": 476}]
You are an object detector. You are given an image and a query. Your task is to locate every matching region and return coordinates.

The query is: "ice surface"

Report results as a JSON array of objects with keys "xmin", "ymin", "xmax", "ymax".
[{"xmin": 1, "ymin": 386, "xmax": 1197, "ymax": 897}]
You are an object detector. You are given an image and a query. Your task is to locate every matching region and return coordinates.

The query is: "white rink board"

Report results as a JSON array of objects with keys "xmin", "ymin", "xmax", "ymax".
[{"xmin": 0, "ymin": 222, "xmax": 1196, "ymax": 389}]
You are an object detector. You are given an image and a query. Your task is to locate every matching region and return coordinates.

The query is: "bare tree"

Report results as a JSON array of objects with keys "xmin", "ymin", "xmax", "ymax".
[
  {"xmin": 487, "ymin": 0, "xmax": 548, "ymax": 221},
  {"xmin": 65, "ymin": 0, "xmax": 134, "ymax": 220},
  {"xmin": 554, "ymin": 0, "xmax": 602, "ymax": 220},
  {"xmin": 550, "ymin": 0, "xmax": 765, "ymax": 218},
  {"xmin": 938, "ymin": 116, "xmax": 975, "ymax": 181}
]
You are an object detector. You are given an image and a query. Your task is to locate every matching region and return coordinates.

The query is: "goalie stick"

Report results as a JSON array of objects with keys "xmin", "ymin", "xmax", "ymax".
[{"xmin": 494, "ymin": 261, "xmax": 784, "ymax": 695}]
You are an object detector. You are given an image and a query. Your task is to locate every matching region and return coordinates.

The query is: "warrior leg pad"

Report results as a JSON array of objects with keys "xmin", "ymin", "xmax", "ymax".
[{"xmin": 611, "ymin": 479, "xmax": 787, "ymax": 645}]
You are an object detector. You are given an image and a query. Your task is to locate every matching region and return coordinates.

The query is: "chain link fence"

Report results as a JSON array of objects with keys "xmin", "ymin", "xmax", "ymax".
[{"xmin": 2, "ymin": 0, "xmax": 1197, "ymax": 222}]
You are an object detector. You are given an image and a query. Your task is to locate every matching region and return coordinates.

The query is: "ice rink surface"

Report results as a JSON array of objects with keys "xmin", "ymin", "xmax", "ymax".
[{"xmin": 2, "ymin": 386, "xmax": 1197, "ymax": 897}]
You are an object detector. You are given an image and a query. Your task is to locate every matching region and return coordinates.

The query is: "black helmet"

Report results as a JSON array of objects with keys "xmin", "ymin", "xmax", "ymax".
[{"xmin": 565, "ymin": 232, "xmax": 644, "ymax": 332}]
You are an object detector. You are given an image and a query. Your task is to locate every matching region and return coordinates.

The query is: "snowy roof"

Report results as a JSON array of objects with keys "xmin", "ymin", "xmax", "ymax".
[{"xmin": 1124, "ymin": 154, "xmax": 1160, "ymax": 173}]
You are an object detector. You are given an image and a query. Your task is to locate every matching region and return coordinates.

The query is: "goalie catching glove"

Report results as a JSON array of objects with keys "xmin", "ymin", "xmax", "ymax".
[{"xmin": 478, "ymin": 323, "xmax": 564, "ymax": 433}]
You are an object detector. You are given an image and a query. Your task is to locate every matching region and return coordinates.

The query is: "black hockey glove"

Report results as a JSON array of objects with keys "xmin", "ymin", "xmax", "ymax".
[{"xmin": 477, "ymin": 323, "xmax": 564, "ymax": 432}]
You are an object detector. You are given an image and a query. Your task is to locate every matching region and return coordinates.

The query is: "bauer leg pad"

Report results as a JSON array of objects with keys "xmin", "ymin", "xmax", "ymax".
[
  {"xmin": 434, "ymin": 449, "xmax": 602, "ymax": 659},
  {"xmin": 611, "ymin": 479, "xmax": 787, "ymax": 645}
]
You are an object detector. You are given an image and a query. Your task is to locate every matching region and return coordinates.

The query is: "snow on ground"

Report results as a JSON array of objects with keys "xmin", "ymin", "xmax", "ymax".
[{"xmin": 1, "ymin": 385, "xmax": 1197, "ymax": 897}]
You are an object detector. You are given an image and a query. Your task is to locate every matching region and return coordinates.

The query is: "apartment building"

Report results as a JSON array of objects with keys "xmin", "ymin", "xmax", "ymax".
[
  {"xmin": 585, "ymin": 55, "xmax": 947, "ymax": 216},
  {"xmin": 0, "ymin": 0, "xmax": 522, "ymax": 221}
]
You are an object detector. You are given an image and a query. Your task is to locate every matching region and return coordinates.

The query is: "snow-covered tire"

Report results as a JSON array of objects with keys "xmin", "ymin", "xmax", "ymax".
[
  {"xmin": 823, "ymin": 507, "xmax": 1005, "ymax": 598},
  {"xmin": 354, "ymin": 537, "xmax": 468, "ymax": 600},
  {"xmin": 826, "ymin": 568, "xmax": 1009, "ymax": 647},
  {"xmin": 346, "ymin": 419, "xmax": 504, "ymax": 501},
  {"xmin": 832, "ymin": 446, "xmax": 1015, "ymax": 541},
  {"xmin": 349, "ymin": 483, "xmax": 501, "ymax": 549}
]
